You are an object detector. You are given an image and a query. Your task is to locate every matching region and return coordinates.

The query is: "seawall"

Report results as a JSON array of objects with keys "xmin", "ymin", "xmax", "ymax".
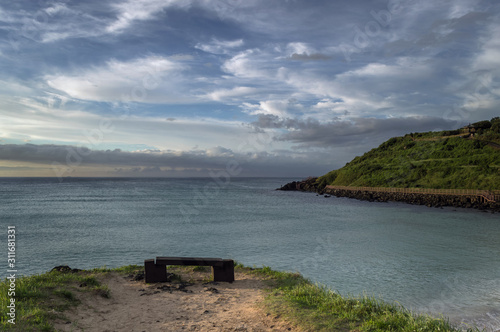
[{"xmin": 278, "ymin": 178, "xmax": 500, "ymax": 212}]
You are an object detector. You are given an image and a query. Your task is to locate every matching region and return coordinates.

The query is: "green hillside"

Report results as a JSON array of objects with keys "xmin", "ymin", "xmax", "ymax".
[{"xmin": 317, "ymin": 117, "xmax": 500, "ymax": 190}]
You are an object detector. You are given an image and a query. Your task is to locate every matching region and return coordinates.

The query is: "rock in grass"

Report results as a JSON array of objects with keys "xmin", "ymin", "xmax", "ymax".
[{"xmin": 51, "ymin": 265, "xmax": 82, "ymax": 273}]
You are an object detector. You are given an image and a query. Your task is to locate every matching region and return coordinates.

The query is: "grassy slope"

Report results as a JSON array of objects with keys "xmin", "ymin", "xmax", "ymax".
[
  {"xmin": 1, "ymin": 265, "xmax": 478, "ymax": 332},
  {"xmin": 317, "ymin": 118, "xmax": 500, "ymax": 190}
]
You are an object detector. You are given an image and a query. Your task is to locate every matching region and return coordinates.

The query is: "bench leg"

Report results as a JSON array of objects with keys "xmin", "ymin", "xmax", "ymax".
[
  {"xmin": 212, "ymin": 259, "xmax": 234, "ymax": 282},
  {"xmin": 144, "ymin": 259, "xmax": 167, "ymax": 283}
]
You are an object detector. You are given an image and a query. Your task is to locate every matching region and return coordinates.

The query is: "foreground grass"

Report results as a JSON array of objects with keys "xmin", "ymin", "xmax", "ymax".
[
  {"xmin": 242, "ymin": 265, "xmax": 479, "ymax": 332},
  {"xmin": 0, "ymin": 265, "xmax": 141, "ymax": 331},
  {"xmin": 1, "ymin": 264, "xmax": 481, "ymax": 331}
]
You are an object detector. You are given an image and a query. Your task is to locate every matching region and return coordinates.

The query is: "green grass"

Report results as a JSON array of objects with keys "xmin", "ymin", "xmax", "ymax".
[
  {"xmin": 244, "ymin": 266, "xmax": 480, "ymax": 332},
  {"xmin": 316, "ymin": 118, "xmax": 500, "ymax": 190},
  {"xmin": 0, "ymin": 265, "xmax": 142, "ymax": 331},
  {"xmin": 89, "ymin": 264, "xmax": 143, "ymax": 275},
  {"xmin": 192, "ymin": 265, "xmax": 210, "ymax": 272},
  {"xmin": 1, "ymin": 264, "xmax": 482, "ymax": 331}
]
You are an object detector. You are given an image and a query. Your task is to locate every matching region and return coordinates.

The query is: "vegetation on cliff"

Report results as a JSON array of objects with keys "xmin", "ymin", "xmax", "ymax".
[{"xmin": 317, "ymin": 117, "xmax": 500, "ymax": 190}]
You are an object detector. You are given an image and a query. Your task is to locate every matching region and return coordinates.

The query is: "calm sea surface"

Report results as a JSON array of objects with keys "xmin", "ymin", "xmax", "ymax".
[{"xmin": 1, "ymin": 177, "xmax": 499, "ymax": 330}]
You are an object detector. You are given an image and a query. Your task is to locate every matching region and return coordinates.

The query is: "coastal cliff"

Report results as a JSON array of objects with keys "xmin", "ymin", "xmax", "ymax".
[{"xmin": 278, "ymin": 119, "xmax": 500, "ymax": 212}]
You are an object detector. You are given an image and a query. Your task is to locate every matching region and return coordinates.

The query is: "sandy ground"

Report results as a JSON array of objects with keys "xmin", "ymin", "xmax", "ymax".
[{"xmin": 53, "ymin": 268, "xmax": 299, "ymax": 332}]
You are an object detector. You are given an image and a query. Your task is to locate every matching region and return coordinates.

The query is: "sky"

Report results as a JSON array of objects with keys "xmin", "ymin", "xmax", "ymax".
[{"xmin": 0, "ymin": 0, "xmax": 499, "ymax": 178}]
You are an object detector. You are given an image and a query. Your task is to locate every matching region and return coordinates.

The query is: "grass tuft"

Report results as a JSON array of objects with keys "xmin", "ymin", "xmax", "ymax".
[{"xmin": 0, "ymin": 269, "xmax": 113, "ymax": 331}]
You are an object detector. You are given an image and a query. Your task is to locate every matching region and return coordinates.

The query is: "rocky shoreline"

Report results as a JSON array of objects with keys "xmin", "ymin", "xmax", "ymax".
[{"xmin": 278, "ymin": 178, "xmax": 500, "ymax": 213}]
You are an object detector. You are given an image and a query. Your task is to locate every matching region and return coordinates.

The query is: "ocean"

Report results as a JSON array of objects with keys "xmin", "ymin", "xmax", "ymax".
[{"xmin": 1, "ymin": 177, "xmax": 499, "ymax": 330}]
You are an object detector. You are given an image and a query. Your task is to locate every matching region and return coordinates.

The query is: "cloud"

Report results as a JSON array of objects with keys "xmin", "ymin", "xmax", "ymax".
[
  {"xmin": 278, "ymin": 56, "xmax": 453, "ymax": 119},
  {"xmin": 0, "ymin": 95, "xmax": 258, "ymax": 153},
  {"xmin": 39, "ymin": 3, "xmax": 107, "ymax": 42},
  {"xmin": 2, "ymin": 0, "xmax": 500, "ymax": 178},
  {"xmin": 0, "ymin": 143, "xmax": 332, "ymax": 177},
  {"xmin": 215, "ymin": 46, "xmax": 453, "ymax": 121},
  {"xmin": 0, "ymin": 0, "xmax": 191, "ymax": 46},
  {"xmin": 471, "ymin": 22, "xmax": 500, "ymax": 72},
  {"xmin": 0, "ymin": 6, "xmax": 18, "ymax": 24},
  {"xmin": 106, "ymin": 0, "xmax": 190, "ymax": 33},
  {"xmin": 241, "ymin": 99, "xmax": 305, "ymax": 118},
  {"xmin": 311, "ymin": 99, "xmax": 347, "ymax": 116},
  {"xmin": 0, "ymin": 143, "xmax": 228, "ymax": 168},
  {"xmin": 46, "ymin": 55, "xmax": 191, "ymax": 103},
  {"xmin": 288, "ymin": 53, "xmax": 331, "ymax": 61},
  {"xmin": 284, "ymin": 42, "xmax": 332, "ymax": 61},
  {"xmin": 195, "ymin": 38, "xmax": 244, "ymax": 55},
  {"xmin": 252, "ymin": 115, "xmax": 459, "ymax": 148},
  {"xmin": 221, "ymin": 49, "xmax": 269, "ymax": 78},
  {"xmin": 204, "ymin": 86, "xmax": 257, "ymax": 102},
  {"xmin": 0, "ymin": 2, "xmax": 109, "ymax": 44}
]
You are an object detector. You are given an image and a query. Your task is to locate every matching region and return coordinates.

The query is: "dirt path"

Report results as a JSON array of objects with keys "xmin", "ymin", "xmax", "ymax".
[{"xmin": 53, "ymin": 269, "xmax": 298, "ymax": 332}]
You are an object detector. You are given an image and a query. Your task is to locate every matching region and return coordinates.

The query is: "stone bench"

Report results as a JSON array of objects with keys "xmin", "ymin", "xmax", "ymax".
[{"xmin": 144, "ymin": 257, "xmax": 234, "ymax": 283}]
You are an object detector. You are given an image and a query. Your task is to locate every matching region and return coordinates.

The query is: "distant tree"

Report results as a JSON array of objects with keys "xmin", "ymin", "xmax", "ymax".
[{"xmin": 472, "ymin": 120, "xmax": 492, "ymax": 129}]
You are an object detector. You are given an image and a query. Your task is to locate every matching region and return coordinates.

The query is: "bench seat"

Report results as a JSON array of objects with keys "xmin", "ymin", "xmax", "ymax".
[
  {"xmin": 145, "ymin": 256, "xmax": 234, "ymax": 283},
  {"xmin": 156, "ymin": 257, "xmax": 224, "ymax": 267}
]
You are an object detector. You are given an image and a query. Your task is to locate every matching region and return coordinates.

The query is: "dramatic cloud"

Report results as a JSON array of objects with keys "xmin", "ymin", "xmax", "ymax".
[
  {"xmin": 0, "ymin": 0, "xmax": 499, "ymax": 177},
  {"xmin": 0, "ymin": 143, "xmax": 333, "ymax": 177}
]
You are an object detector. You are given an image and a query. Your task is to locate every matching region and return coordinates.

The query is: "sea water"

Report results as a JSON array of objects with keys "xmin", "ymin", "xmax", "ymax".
[{"xmin": 1, "ymin": 177, "xmax": 499, "ymax": 330}]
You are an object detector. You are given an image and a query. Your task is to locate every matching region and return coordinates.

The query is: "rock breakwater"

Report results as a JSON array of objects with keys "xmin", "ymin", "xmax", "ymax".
[{"xmin": 278, "ymin": 178, "xmax": 499, "ymax": 212}]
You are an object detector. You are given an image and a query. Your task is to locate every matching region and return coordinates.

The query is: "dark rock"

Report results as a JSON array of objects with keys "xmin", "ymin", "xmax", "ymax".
[
  {"xmin": 277, "ymin": 177, "xmax": 319, "ymax": 192},
  {"xmin": 205, "ymin": 287, "xmax": 219, "ymax": 293},
  {"xmin": 156, "ymin": 285, "xmax": 174, "ymax": 293},
  {"xmin": 133, "ymin": 272, "xmax": 145, "ymax": 281},
  {"xmin": 51, "ymin": 265, "xmax": 81, "ymax": 273}
]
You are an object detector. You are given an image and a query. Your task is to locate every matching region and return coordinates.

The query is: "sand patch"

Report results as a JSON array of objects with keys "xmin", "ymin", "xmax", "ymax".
[{"xmin": 53, "ymin": 269, "xmax": 299, "ymax": 332}]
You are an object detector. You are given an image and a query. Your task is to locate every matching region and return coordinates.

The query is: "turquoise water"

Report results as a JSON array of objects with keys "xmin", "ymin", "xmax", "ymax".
[{"xmin": 1, "ymin": 177, "xmax": 499, "ymax": 330}]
